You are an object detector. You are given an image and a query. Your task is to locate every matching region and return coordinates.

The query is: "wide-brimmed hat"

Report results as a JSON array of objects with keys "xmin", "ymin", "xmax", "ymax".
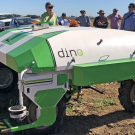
[{"xmin": 97, "ymin": 10, "xmax": 105, "ymax": 14}]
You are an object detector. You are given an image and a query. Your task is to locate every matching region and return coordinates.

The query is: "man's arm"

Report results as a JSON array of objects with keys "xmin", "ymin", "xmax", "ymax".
[
  {"xmin": 87, "ymin": 17, "xmax": 91, "ymax": 27},
  {"xmin": 101, "ymin": 18, "xmax": 108, "ymax": 28},
  {"xmin": 118, "ymin": 14, "xmax": 122, "ymax": 20},
  {"xmin": 120, "ymin": 14, "xmax": 125, "ymax": 30},
  {"xmin": 65, "ymin": 16, "xmax": 71, "ymax": 22},
  {"xmin": 56, "ymin": 17, "xmax": 58, "ymax": 25},
  {"xmin": 107, "ymin": 14, "xmax": 112, "ymax": 19},
  {"xmin": 93, "ymin": 17, "xmax": 98, "ymax": 27},
  {"xmin": 47, "ymin": 12, "xmax": 54, "ymax": 22}
]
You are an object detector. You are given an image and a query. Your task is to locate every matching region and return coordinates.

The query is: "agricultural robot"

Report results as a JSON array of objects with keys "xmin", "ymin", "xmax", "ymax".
[{"xmin": 0, "ymin": 22, "xmax": 135, "ymax": 134}]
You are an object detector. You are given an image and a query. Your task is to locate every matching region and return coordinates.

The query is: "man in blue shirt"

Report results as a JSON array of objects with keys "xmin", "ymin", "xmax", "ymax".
[
  {"xmin": 76, "ymin": 10, "xmax": 91, "ymax": 27},
  {"xmin": 58, "ymin": 13, "xmax": 71, "ymax": 26},
  {"xmin": 120, "ymin": 3, "xmax": 135, "ymax": 31}
]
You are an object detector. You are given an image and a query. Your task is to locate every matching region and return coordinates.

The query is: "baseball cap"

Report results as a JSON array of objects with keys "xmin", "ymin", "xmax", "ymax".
[
  {"xmin": 62, "ymin": 13, "xmax": 66, "ymax": 16},
  {"xmin": 80, "ymin": 10, "xmax": 86, "ymax": 13},
  {"xmin": 45, "ymin": 2, "xmax": 54, "ymax": 8},
  {"xmin": 113, "ymin": 8, "xmax": 118, "ymax": 11}
]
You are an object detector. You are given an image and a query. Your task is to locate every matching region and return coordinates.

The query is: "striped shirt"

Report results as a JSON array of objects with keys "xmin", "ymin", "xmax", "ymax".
[{"xmin": 120, "ymin": 12, "xmax": 135, "ymax": 31}]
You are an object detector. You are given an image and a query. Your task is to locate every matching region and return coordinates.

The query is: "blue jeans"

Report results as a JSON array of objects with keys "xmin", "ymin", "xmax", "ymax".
[{"xmin": 111, "ymin": 27, "xmax": 119, "ymax": 29}]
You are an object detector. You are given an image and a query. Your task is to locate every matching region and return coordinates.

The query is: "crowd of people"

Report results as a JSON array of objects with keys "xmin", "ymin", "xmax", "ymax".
[{"xmin": 41, "ymin": 2, "xmax": 135, "ymax": 31}]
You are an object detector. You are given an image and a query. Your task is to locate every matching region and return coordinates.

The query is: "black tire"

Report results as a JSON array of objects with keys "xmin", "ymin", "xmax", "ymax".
[
  {"xmin": 23, "ymin": 96, "xmax": 66, "ymax": 135},
  {"xmin": 65, "ymin": 90, "xmax": 71, "ymax": 103},
  {"xmin": 118, "ymin": 79, "xmax": 135, "ymax": 112},
  {"xmin": 0, "ymin": 65, "xmax": 18, "ymax": 93}
]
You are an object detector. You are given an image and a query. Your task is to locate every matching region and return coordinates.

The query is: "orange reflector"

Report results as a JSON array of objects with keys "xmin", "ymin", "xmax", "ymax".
[
  {"xmin": 74, "ymin": 92, "xmax": 87, "ymax": 96},
  {"xmin": 70, "ymin": 20, "xmax": 78, "ymax": 26},
  {"xmin": 30, "ymin": 21, "xmax": 41, "ymax": 24}
]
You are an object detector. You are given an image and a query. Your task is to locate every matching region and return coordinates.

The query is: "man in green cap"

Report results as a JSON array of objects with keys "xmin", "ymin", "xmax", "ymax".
[{"xmin": 41, "ymin": 2, "xmax": 58, "ymax": 25}]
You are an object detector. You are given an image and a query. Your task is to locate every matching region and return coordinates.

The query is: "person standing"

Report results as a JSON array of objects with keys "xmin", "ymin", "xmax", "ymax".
[
  {"xmin": 93, "ymin": 10, "xmax": 108, "ymax": 28},
  {"xmin": 107, "ymin": 8, "xmax": 122, "ymax": 29},
  {"xmin": 41, "ymin": 2, "xmax": 58, "ymax": 25},
  {"xmin": 120, "ymin": 3, "xmax": 135, "ymax": 31},
  {"xmin": 76, "ymin": 10, "xmax": 91, "ymax": 27},
  {"xmin": 58, "ymin": 13, "xmax": 71, "ymax": 26},
  {"xmin": 134, "ymin": 3, "xmax": 135, "ymax": 12}
]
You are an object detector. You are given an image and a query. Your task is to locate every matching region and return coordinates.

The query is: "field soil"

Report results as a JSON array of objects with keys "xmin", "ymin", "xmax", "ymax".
[
  {"xmin": 0, "ymin": 82, "xmax": 135, "ymax": 135},
  {"xmin": 56, "ymin": 82, "xmax": 135, "ymax": 135}
]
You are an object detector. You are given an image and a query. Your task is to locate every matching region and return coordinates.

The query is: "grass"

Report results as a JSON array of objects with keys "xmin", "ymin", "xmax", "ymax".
[
  {"xmin": 66, "ymin": 97, "xmax": 117, "ymax": 113},
  {"xmin": 66, "ymin": 98, "xmax": 85, "ymax": 112},
  {"xmin": 92, "ymin": 98, "xmax": 117, "ymax": 110},
  {"xmin": 66, "ymin": 103, "xmax": 73, "ymax": 112}
]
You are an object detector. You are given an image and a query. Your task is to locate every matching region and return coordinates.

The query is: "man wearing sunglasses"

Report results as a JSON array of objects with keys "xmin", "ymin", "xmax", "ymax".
[
  {"xmin": 41, "ymin": 2, "xmax": 58, "ymax": 25},
  {"xmin": 120, "ymin": 3, "xmax": 135, "ymax": 31},
  {"xmin": 58, "ymin": 13, "xmax": 71, "ymax": 26},
  {"xmin": 93, "ymin": 10, "xmax": 108, "ymax": 28},
  {"xmin": 75, "ymin": 10, "xmax": 91, "ymax": 27}
]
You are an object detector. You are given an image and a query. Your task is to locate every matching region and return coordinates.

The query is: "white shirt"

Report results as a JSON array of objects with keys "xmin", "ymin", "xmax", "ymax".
[{"xmin": 58, "ymin": 18, "xmax": 69, "ymax": 26}]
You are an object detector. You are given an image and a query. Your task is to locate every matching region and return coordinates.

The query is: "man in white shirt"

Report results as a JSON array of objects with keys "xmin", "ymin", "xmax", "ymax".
[{"xmin": 58, "ymin": 13, "xmax": 71, "ymax": 26}]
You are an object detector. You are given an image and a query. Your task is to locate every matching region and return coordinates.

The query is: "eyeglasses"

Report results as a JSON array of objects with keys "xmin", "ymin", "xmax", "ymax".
[
  {"xmin": 48, "ymin": 7, "xmax": 53, "ymax": 9},
  {"xmin": 62, "ymin": 15, "xmax": 66, "ymax": 16},
  {"xmin": 128, "ymin": 6, "xmax": 133, "ymax": 8}
]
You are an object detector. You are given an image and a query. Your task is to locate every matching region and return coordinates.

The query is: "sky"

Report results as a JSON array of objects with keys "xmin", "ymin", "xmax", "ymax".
[{"xmin": 0, "ymin": 0, "xmax": 135, "ymax": 17}]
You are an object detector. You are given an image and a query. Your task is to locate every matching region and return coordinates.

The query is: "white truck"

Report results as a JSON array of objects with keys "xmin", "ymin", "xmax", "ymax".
[
  {"xmin": 0, "ymin": 13, "xmax": 14, "ymax": 31},
  {"xmin": 0, "ymin": 13, "xmax": 17, "ymax": 93}
]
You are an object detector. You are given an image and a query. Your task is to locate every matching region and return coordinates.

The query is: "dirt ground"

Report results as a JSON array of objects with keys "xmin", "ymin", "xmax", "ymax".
[
  {"xmin": 56, "ymin": 82, "xmax": 135, "ymax": 135},
  {"xmin": 0, "ymin": 82, "xmax": 135, "ymax": 135}
]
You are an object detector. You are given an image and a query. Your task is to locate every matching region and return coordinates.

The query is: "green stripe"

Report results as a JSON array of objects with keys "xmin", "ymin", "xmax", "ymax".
[
  {"xmin": 7, "ymin": 30, "xmax": 67, "ymax": 57},
  {"xmin": 24, "ymin": 78, "xmax": 53, "ymax": 83},
  {"xmin": 4, "ymin": 119, "xmax": 12, "ymax": 128},
  {"xmin": 0, "ymin": 28, "xmax": 22, "ymax": 37},
  {"xmin": 2, "ymin": 31, "xmax": 31, "ymax": 45},
  {"xmin": 7, "ymin": 30, "xmax": 68, "ymax": 73}
]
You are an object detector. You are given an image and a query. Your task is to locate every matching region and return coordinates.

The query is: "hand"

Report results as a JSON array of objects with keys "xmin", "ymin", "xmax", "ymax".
[
  {"xmin": 98, "ymin": 21, "xmax": 102, "ymax": 26},
  {"xmin": 64, "ymin": 16, "xmax": 68, "ymax": 19},
  {"xmin": 49, "ymin": 12, "xmax": 54, "ymax": 18},
  {"xmin": 118, "ymin": 14, "xmax": 121, "ymax": 18},
  {"xmin": 77, "ymin": 21, "xmax": 80, "ymax": 24}
]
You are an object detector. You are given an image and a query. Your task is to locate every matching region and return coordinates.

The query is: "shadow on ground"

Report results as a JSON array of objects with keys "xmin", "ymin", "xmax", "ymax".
[{"xmin": 56, "ymin": 110, "xmax": 135, "ymax": 135}]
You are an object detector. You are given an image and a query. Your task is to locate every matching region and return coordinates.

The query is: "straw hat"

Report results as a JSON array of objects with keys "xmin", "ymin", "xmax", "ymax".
[{"xmin": 97, "ymin": 10, "xmax": 105, "ymax": 14}]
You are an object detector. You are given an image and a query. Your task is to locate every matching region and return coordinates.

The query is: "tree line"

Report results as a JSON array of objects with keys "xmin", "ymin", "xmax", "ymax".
[{"xmin": 13, "ymin": 14, "xmax": 40, "ymax": 19}]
